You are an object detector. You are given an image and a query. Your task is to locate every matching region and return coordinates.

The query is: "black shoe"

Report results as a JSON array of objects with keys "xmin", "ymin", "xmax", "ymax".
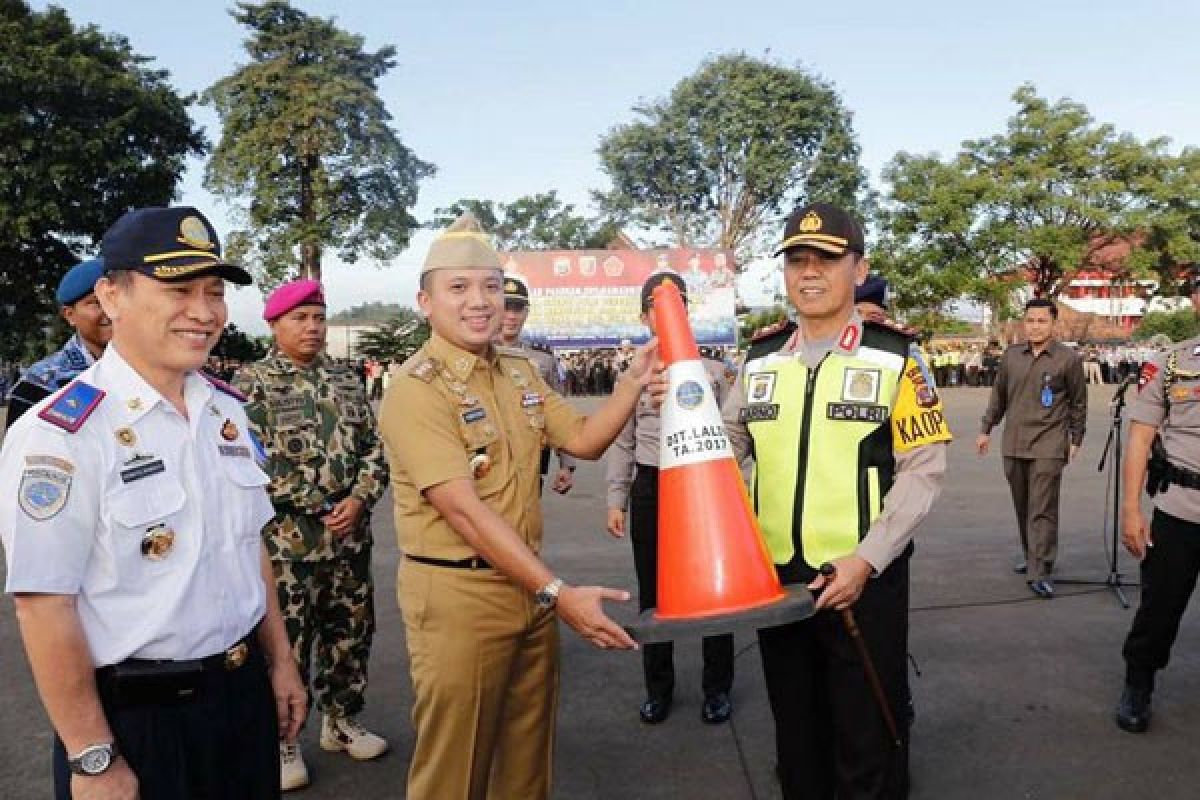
[
  {"xmin": 1116, "ymin": 685, "xmax": 1152, "ymax": 733},
  {"xmin": 639, "ymin": 696, "xmax": 672, "ymax": 724},
  {"xmin": 1029, "ymin": 579, "xmax": 1054, "ymax": 598},
  {"xmin": 701, "ymin": 692, "xmax": 732, "ymax": 725}
]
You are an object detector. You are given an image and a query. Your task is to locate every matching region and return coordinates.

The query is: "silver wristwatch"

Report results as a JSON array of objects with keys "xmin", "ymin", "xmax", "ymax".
[
  {"xmin": 68, "ymin": 742, "xmax": 117, "ymax": 776},
  {"xmin": 535, "ymin": 578, "xmax": 564, "ymax": 610}
]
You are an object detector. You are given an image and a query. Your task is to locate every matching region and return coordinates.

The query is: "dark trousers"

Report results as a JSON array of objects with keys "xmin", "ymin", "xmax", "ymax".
[
  {"xmin": 1122, "ymin": 509, "xmax": 1200, "ymax": 689},
  {"xmin": 759, "ymin": 557, "xmax": 911, "ymax": 800},
  {"xmin": 629, "ymin": 464, "xmax": 734, "ymax": 699},
  {"xmin": 1002, "ymin": 456, "xmax": 1065, "ymax": 579},
  {"xmin": 53, "ymin": 640, "xmax": 280, "ymax": 799}
]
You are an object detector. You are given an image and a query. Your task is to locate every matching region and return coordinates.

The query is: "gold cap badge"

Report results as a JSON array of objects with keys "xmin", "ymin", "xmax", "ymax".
[
  {"xmin": 798, "ymin": 211, "xmax": 824, "ymax": 233},
  {"xmin": 178, "ymin": 216, "xmax": 214, "ymax": 250}
]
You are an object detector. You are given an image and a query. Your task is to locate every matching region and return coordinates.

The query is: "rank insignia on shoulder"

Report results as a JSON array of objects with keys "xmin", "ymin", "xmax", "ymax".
[
  {"xmin": 37, "ymin": 380, "xmax": 105, "ymax": 433},
  {"xmin": 864, "ymin": 316, "xmax": 919, "ymax": 338},
  {"xmin": 750, "ymin": 319, "xmax": 797, "ymax": 343},
  {"xmin": 408, "ymin": 358, "xmax": 437, "ymax": 383},
  {"xmin": 202, "ymin": 371, "xmax": 246, "ymax": 402}
]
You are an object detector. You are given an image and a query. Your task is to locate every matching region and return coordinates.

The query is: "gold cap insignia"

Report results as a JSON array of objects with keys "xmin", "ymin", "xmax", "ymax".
[
  {"xmin": 178, "ymin": 216, "xmax": 214, "ymax": 250},
  {"xmin": 115, "ymin": 427, "xmax": 137, "ymax": 447},
  {"xmin": 798, "ymin": 211, "xmax": 824, "ymax": 233},
  {"xmin": 505, "ymin": 280, "xmax": 519, "ymax": 293}
]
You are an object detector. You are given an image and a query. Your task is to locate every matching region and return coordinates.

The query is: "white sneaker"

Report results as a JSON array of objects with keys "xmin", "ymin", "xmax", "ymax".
[
  {"xmin": 320, "ymin": 714, "xmax": 389, "ymax": 760},
  {"xmin": 279, "ymin": 741, "xmax": 310, "ymax": 792}
]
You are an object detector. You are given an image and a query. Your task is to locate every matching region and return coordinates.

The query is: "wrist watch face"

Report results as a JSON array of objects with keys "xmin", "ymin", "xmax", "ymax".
[{"xmin": 79, "ymin": 745, "xmax": 113, "ymax": 775}]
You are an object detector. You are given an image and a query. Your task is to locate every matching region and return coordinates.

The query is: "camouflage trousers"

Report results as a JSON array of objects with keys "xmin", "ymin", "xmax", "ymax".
[{"xmin": 273, "ymin": 548, "xmax": 376, "ymax": 720}]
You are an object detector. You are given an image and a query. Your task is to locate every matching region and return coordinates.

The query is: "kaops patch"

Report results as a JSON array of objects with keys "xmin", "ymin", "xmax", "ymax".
[{"xmin": 19, "ymin": 458, "xmax": 74, "ymax": 520}]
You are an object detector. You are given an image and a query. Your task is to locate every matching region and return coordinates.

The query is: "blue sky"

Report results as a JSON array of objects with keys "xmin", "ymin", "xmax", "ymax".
[{"xmin": 37, "ymin": 0, "xmax": 1200, "ymax": 332}]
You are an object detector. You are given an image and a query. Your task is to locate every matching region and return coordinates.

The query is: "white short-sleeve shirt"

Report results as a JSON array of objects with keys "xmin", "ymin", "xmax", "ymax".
[{"xmin": 0, "ymin": 346, "xmax": 274, "ymax": 667}]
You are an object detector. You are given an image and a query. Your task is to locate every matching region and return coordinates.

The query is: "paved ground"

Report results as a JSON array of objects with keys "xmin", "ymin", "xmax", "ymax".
[{"xmin": 2, "ymin": 385, "xmax": 1199, "ymax": 799}]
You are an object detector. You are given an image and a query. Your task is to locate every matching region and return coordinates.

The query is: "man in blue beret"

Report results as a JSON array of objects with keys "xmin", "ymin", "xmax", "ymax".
[{"xmin": 4, "ymin": 258, "xmax": 111, "ymax": 431}]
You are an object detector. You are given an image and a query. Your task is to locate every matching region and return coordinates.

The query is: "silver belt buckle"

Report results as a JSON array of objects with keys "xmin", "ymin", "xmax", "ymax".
[{"xmin": 224, "ymin": 642, "xmax": 249, "ymax": 670}]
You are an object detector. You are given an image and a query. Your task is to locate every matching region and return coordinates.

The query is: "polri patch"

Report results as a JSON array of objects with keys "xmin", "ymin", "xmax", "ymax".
[
  {"xmin": 747, "ymin": 372, "xmax": 776, "ymax": 403},
  {"xmin": 19, "ymin": 459, "xmax": 74, "ymax": 520},
  {"xmin": 828, "ymin": 402, "xmax": 888, "ymax": 423}
]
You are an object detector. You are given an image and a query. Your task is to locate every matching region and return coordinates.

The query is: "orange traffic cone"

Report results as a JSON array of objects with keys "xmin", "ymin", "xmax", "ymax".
[{"xmin": 627, "ymin": 281, "xmax": 814, "ymax": 643}]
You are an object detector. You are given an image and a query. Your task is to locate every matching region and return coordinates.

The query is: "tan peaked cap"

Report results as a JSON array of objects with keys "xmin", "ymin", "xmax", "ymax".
[{"xmin": 422, "ymin": 212, "xmax": 502, "ymax": 275}]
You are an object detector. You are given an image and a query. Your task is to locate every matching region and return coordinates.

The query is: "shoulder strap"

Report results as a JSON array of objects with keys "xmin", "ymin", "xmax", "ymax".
[
  {"xmin": 37, "ymin": 380, "xmax": 105, "ymax": 433},
  {"xmin": 201, "ymin": 371, "xmax": 247, "ymax": 402}
]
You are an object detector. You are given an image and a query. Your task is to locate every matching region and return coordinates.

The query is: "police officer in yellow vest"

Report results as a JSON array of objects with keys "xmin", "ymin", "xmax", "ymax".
[
  {"xmin": 379, "ymin": 213, "xmax": 657, "ymax": 800},
  {"xmin": 724, "ymin": 203, "xmax": 951, "ymax": 799}
]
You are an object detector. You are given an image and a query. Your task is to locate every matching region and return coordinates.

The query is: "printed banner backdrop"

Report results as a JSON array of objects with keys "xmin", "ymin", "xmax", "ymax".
[{"xmin": 501, "ymin": 248, "xmax": 738, "ymax": 349}]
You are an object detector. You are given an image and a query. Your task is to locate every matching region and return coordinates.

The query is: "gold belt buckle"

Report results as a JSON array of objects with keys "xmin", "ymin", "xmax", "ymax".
[{"xmin": 224, "ymin": 641, "xmax": 249, "ymax": 670}]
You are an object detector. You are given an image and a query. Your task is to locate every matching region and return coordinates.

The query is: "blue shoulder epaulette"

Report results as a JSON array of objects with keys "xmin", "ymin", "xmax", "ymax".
[
  {"xmin": 202, "ymin": 371, "xmax": 247, "ymax": 403},
  {"xmin": 37, "ymin": 380, "xmax": 105, "ymax": 433}
]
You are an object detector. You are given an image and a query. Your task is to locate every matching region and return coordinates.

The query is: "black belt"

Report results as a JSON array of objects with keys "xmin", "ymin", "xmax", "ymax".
[
  {"xmin": 405, "ymin": 553, "xmax": 492, "ymax": 570},
  {"xmin": 95, "ymin": 630, "xmax": 259, "ymax": 708}
]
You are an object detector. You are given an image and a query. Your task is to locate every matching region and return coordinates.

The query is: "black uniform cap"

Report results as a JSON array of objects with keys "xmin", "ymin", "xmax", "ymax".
[{"xmin": 101, "ymin": 207, "xmax": 252, "ymax": 286}]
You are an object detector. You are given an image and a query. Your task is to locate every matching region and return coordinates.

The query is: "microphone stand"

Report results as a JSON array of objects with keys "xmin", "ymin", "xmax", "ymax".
[{"xmin": 1056, "ymin": 376, "xmax": 1138, "ymax": 607}]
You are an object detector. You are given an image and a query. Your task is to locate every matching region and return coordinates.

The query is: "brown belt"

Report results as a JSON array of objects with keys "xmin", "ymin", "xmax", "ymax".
[{"xmin": 405, "ymin": 553, "xmax": 492, "ymax": 570}]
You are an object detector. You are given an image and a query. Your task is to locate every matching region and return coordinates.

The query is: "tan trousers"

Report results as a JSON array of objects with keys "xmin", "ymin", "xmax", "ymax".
[
  {"xmin": 1003, "ymin": 457, "xmax": 1065, "ymax": 580},
  {"xmin": 400, "ymin": 559, "xmax": 559, "ymax": 800}
]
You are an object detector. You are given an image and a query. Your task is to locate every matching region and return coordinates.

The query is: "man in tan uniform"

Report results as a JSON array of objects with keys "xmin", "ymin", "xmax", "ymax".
[
  {"xmin": 606, "ymin": 271, "xmax": 735, "ymax": 725},
  {"xmin": 1116, "ymin": 273, "xmax": 1200, "ymax": 732},
  {"xmin": 379, "ymin": 213, "xmax": 658, "ymax": 800},
  {"xmin": 496, "ymin": 274, "xmax": 576, "ymax": 495}
]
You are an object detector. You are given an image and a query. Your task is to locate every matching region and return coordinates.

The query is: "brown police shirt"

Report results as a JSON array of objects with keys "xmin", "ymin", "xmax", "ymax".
[
  {"xmin": 980, "ymin": 340, "xmax": 1087, "ymax": 460},
  {"xmin": 1128, "ymin": 337, "xmax": 1200, "ymax": 522},
  {"xmin": 379, "ymin": 333, "xmax": 586, "ymax": 561}
]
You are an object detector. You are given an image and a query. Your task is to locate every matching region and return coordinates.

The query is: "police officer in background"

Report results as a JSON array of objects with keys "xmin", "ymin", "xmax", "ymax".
[
  {"xmin": 5, "ymin": 258, "xmax": 111, "ymax": 431},
  {"xmin": 724, "ymin": 203, "xmax": 950, "ymax": 799},
  {"xmin": 606, "ymin": 271, "xmax": 735, "ymax": 725},
  {"xmin": 380, "ymin": 213, "xmax": 656, "ymax": 800},
  {"xmin": 496, "ymin": 274, "xmax": 577, "ymax": 494},
  {"xmin": 0, "ymin": 207, "xmax": 305, "ymax": 799},
  {"xmin": 1116, "ymin": 272, "xmax": 1200, "ymax": 733},
  {"xmin": 234, "ymin": 279, "xmax": 390, "ymax": 790}
]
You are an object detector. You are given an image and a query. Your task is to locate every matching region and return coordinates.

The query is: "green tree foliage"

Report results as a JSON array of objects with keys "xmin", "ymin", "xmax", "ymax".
[
  {"xmin": 877, "ymin": 84, "xmax": 1199, "ymax": 319},
  {"xmin": 596, "ymin": 53, "xmax": 865, "ymax": 257},
  {"xmin": 355, "ymin": 311, "xmax": 429, "ymax": 362},
  {"xmin": 0, "ymin": 0, "xmax": 205, "ymax": 360},
  {"xmin": 204, "ymin": 1, "xmax": 434, "ymax": 287},
  {"xmin": 431, "ymin": 191, "xmax": 620, "ymax": 251},
  {"xmin": 328, "ymin": 301, "xmax": 410, "ymax": 324},
  {"xmin": 214, "ymin": 323, "xmax": 268, "ymax": 362},
  {"xmin": 1133, "ymin": 309, "xmax": 1200, "ymax": 343},
  {"xmin": 738, "ymin": 307, "xmax": 788, "ymax": 343}
]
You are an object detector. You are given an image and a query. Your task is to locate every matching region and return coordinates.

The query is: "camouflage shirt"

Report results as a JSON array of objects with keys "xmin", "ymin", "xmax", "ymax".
[{"xmin": 235, "ymin": 349, "xmax": 389, "ymax": 561}]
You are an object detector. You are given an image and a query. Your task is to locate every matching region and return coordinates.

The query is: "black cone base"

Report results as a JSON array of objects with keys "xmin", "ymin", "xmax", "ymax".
[{"xmin": 624, "ymin": 583, "xmax": 816, "ymax": 644}]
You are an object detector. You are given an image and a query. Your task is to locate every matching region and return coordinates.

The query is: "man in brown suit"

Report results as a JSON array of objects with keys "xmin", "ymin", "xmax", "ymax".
[{"xmin": 977, "ymin": 297, "xmax": 1087, "ymax": 598}]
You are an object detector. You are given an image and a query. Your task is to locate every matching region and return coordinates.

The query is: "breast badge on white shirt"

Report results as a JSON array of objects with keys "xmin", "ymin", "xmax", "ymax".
[{"xmin": 18, "ymin": 455, "xmax": 74, "ymax": 521}]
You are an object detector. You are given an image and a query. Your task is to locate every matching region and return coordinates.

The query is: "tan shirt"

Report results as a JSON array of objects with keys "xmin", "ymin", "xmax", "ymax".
[
  {"xmin": 513, "ymin": 342, "xmax": 575, "ymax": 471},
  {"xmin": 1129, "ymin": 337, "xmax": 1200, "ymax": 522},
  {"xmin": 379, "ymin": 333, "xmax": 586, "ymax": 560},
  {"xmin": 981, "ymin": 340, "xmax": 1087, "ymax": 459},
  {"xmin": 605, "ymin": 357, "xmax": 727, "ymax": 509}
]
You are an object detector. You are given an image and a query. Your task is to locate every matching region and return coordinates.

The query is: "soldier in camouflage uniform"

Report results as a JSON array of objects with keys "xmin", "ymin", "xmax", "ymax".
[
  {"xmin": 234, "ymin": 279, "xmax": 390, "ymax": 792},
  {"xmin": 497, "ymin": 274, "xmax": 577, "ymax": 494},
  {"xmin": 5, "ymin": 258, "xmax": 110, "ymax": 431}
]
